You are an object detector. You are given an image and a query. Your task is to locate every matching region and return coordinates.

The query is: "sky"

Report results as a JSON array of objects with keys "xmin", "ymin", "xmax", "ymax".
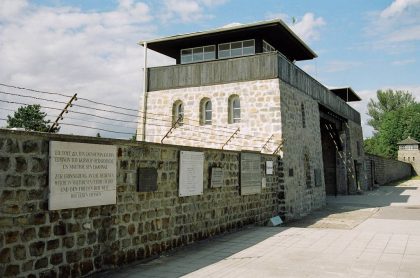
[{"xmin": 0, "ymin": 0, "xmax": 419, "ymax": 138}]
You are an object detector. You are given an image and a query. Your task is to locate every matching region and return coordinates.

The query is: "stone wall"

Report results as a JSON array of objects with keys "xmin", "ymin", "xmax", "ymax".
[
  {"xmin": 0, "ymin": 129, "xmax": 282, "ymax": 277},
  {"xmin": 279, "ymin": 82, "xmax": 326, "ymax": 219},
  {"xmin": 137, "ymin": 79, "xmax": 282, "ymax": 154},
  {"xmin": 365, "ymin": 154, "xmax": 412, "ymax": 185}
]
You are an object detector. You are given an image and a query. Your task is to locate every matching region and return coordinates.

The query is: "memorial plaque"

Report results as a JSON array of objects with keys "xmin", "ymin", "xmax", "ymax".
[
  {"xmin": 138, "ymin": 167, "xmax": 158, "ymax": 192},
  {"xmin": 49, "ymin": 141, "xmax": 117, "ymax": 210},
  {"xmin": 179, "ymin": 151, "xmax": 204, "ymax": 197},
  {"xmin": 266, "ymin": 161, "xmax": 273, "ymax": 175},
  {"xmin": 240, "ymin": 152, "xmax": 261, "ymax": 195},
  {"xmin": 210, "ymin": 167, "xmax": 223, "ymax": 188}
]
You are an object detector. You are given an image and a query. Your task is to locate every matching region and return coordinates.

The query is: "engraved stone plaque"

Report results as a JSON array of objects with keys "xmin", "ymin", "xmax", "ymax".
[
  {"xmin": 210, "ymin": 167, "xmax": 223, "ymax": 188},
  {"xmin": 179, "ymin": 151, "xmax": 204, "ymax": 197},
  {"xmin": 240, "ymin": 152, "xmax": 261, "ymax": 195},
  {"xmin": 49, "ymin": 141, "xmax": 117, "ymax": 210},
  {"xmin": 266, "ymin": 161, "xmax": 273, "ymax": 175},
  {"xmin": 138, "ymin": 167, "xmax": 158, "ymax": 192}
]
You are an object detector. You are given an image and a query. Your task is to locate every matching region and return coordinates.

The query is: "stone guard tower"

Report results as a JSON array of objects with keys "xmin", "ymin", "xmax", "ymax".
[
  {"xmin": 398, "ymin": 137, "xmax": 420, "ymax": 175},
  {"xmin": 137, "ymin": 19, "xmax": 365, "ymax": 218}
]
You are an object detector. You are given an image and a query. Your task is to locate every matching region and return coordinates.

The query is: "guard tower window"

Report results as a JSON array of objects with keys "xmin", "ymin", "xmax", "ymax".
[
  {"xmin": 218, "ymin": 39, "xmax": 255, "ymax": 59},
  {"xmin": 301, "ymin": 103, "xmax": 306, "ymax": 128},
  {"xmin": 173, "ymin": 101, "xmax": 184, "ymax": 126},
  {"xmin": 228, "ymin": 95, "xmax": 240, "ymax": 123},
  {"xmin": 181, "ymin": 45, "xmax": 215, "ymax": 64},
  {"xmin": 200, "ymin": 98, "xmax": 212, "ymax": 125},
  {"xmin": 263, "ymin": 40, "xmax": 276, "ymax": 52}
]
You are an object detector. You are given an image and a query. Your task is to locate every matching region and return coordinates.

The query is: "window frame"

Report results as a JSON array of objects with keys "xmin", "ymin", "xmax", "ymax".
[
  {"xmin": 201, "ymin": 99, "xmax": 212, "ymax": 125},
  {"xmin": 228, "ymin": 95, "xmax": 241, "ymax": 124},
  {"xmin": 218, "ymin": 39, "xmax": 255, "ymax": 60},
  {"xmin": 173, "ymin": 101, "xmax": 184, "ymax": 126},
  {"xmin": 180, "ymin": 44, "xmax": 216, "ymax": 64},
  {"xmin": 262, "ymin": 40, "xmax": 276, "ymax": 53}
]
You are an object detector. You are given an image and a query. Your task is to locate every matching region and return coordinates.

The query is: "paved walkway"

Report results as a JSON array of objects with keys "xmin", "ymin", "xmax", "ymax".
[{"xmin": 101, "ymin": 178, "xmax": 420, "ymax": 278}]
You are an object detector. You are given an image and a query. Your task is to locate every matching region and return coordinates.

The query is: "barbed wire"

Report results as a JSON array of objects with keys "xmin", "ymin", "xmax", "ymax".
[{"xmin": 0, "ymin": 83, "xmax": 280, "ymax": 149}]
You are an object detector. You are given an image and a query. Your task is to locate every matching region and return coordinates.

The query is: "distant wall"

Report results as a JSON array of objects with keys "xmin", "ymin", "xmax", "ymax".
[
  {"xmin": 365, "ymin": 154, "xmax": 412, "ymax": 186},
  {"xmin": 0, "ymin": 129, "xmax": 283, "ymax": 277}
]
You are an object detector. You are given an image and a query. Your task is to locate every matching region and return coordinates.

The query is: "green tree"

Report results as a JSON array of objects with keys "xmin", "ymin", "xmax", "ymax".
[
  {"xmin": 367, "ymin": 89, "xmax": 416, "ymax": 131},
  {"xmin": 7, "ymin": 104, "xmax": 59, "ymax": 133},
  {"xmin": 376, "ymin": 103, "xmax": 420, "ymax": 159}
]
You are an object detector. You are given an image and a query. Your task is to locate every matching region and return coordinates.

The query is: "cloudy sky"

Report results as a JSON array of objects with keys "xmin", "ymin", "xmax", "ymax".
[{"xmin": 0, "ymin": 0, "xmax": 419, "ymax": 138}]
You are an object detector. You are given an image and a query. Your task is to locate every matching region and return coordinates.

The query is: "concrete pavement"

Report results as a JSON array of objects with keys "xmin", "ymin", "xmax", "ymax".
[{"xmin": 99, "ymin": 178, "xmax": 420, "ymax": 278}]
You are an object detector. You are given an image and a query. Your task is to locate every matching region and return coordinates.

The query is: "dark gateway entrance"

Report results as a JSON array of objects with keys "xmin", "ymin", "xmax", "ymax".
[{"xmin": 320, "ymin": 109, "xmax": 344, "ymax": 195}]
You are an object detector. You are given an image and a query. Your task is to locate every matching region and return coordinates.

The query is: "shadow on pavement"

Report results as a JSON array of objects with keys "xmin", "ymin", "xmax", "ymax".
[{"xmin": 95, "ymin": 226, "xmax": 289, "ymax": 278}]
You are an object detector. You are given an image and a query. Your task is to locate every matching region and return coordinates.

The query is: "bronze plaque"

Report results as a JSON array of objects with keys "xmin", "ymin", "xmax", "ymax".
[{"xmin": 138, "ymin": 167, "xmax": 158, "ymax": 192}]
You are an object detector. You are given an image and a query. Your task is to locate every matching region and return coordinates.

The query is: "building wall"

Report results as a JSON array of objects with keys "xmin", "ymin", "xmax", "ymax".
[
  {"xmin": 366, "ymin": 154, "xmax": 412, "ymax": 185},
  {"xmin": 398, "ymin": 149, "xmax": 420, "ymax": 175},
  {"xmin": 137, "ymin": 79, "xmax": 282, "ymax": 154},
  {"xmin": 279, "ymin": 82, "xmax": 326, "ymax": 219},
  {"xmin": 0, "ymin": 130, "xmax": 282, "ymax": 277}
]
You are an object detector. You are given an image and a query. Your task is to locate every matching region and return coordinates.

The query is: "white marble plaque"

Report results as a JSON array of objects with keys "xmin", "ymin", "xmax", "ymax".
[
  {"xmin": 210, "ymin": 167, "xmax": 223, "ymax": 188},
  {"xmin": 49, "ymin": 141, "xmax": 117, "ymax": 210},
  {"xmin": 266, "ymin": 161, "xmax": 273, "ymax": 175},
  {"xmin": 179, "ymin": 151, "xmax": 204, "ymax": 197},
  {"xmin": 240, "ymin": 152, "xmax": 261, "ymax": 195}
]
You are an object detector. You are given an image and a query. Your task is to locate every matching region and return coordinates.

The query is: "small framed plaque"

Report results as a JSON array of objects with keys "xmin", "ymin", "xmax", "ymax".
[
  {"xmin": 210, "ymin": 168, "xmax": 223, "ymax": 188},
  {"xmin": 138, "ymin": 167, "xmax": 158, "ymax": 192},
  {"xmin": 266, "ymin": 161, "xmax": 273, "ymax": 175}
]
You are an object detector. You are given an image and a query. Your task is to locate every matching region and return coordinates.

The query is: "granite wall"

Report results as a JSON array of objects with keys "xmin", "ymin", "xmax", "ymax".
[
  {"xmin": 365, "ymin": 154, "xmax": 412, "ymax": 185},
  {"xmin": 0, "ymin": 129, "xmax": 283, "ymax": 277}
]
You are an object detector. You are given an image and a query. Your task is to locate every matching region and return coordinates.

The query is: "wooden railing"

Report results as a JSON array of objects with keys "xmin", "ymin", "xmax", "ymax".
[
  {"xmin": 147, "ymin": 52, "xmax": 361, "ymax": 124},
  {"xmin": 277, "ymin": 53, "xmax": 361, "ymax": 124}
]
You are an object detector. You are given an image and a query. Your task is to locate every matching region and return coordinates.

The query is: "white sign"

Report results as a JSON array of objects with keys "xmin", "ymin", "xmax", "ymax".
[
  {"xmin": 266, "ymin": 161, "xmax": 273, "ymax": 175},
  {"xmin": 49, "ymin": 141, "xmax": 117, "ymax": 210},
  {"xmin": 179, "ymin": 151, "xmax": 204, "ymax": 197},
  {"xmin": 240, "ymin": 152, "xmax": 261, "ymax": 195}
]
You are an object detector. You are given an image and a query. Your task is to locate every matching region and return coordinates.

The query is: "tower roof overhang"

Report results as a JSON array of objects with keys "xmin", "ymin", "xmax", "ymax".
[
  {"xmin": 139, "ymin": 19, "xmax": 317, "ymax": 62},
  {"xmin": 329, "ymin": 87, "xmax": 362, "ymax": 102}
]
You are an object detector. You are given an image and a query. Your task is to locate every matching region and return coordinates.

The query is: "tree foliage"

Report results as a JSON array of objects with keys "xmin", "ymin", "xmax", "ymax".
[
  {"xmin": 367, "ymin": 89, "xmax": 416, "ymax": 131},
  {"xmin": 376, "ymin": 103, "xmax": 420, "ymax": 159},
  {"xmin": 7, "ymin": 104, "xmax": 59, "ymax": 133}
]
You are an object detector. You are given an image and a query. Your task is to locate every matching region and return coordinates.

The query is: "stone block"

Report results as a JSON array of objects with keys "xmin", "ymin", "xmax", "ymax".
[
  {"xmin": 23, "ymin": 141, "xmax": 39, "ymax": 153},
  {"xmin": 66, "ymin": 250, "xmax": 82, "ymax": 263},
  {"xmin": 67, "ymin": 223, "xmax": 80, "ymax": 233},
  {"xmin": 21, "ymin": 227, "xmax": 36, "ymax": 242},
  {"xmin": 59, "ymin": 265, "xmax": 71, "ymax": 278},
  {"xmin": 53, "ymin": 222, "xmax": 66, "ymax": 236},
  {"xmin": 35, "ymin": 257, "xmax": 48, "ymax": 269},
  {"xmin": 15, "ymin": 157, "xmax": 27, "ymax": 172},
  {"xmin": 47, "ymin": 239, "xmax": 59, "ymax": 251},
  {"xmin": 13, "ymin": 245, "xmax": 26, "ymax": 260},
  {"xmin": 50, "ymin": 253, "xmax": 63, "ymax": 265},
  {"xmin": 31, "ymin": 157, "xmax": 47, "ymax": 173},
  {"xmin": 0, "ymin": 248, "xmax": 11, "ymax": 263},
  {"xmin": 5, "ymin": 175, "xmax": 21, "ymax": 187},
  {"xmin": 4, "ymin": 139, "xmax": 19, "ymax": 153},
  {"xmin": 4, "ymin": 265, "xmax": 19, "ymax": 277},
  {"xmin": 22, "ymin": 260, "xmax": 33, "ymax": 272},
  {"xmin": 39, "ymin": 269, "xmax": 57, "ymax": 278},
  {"xmin": 29, "ymin": 241, "xmax": 45, "ymax": 257},
  {"xmin": 38, "ymin": 226, "xmax": 51, "ymax": 238},
  {"xmin": 0, "ymin": 157, "xmax": 10, "ymax": 171},
  {"xmin": 63, "ymin": 236, "xmax": 75, "ymax": 248},
  {"xmin": 5, "ymin": 231, "xmax": 19, "ymax": 244},
  {"xmin": 80, "ymin": 260, "xmax": 94, "ymax": 276}
]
